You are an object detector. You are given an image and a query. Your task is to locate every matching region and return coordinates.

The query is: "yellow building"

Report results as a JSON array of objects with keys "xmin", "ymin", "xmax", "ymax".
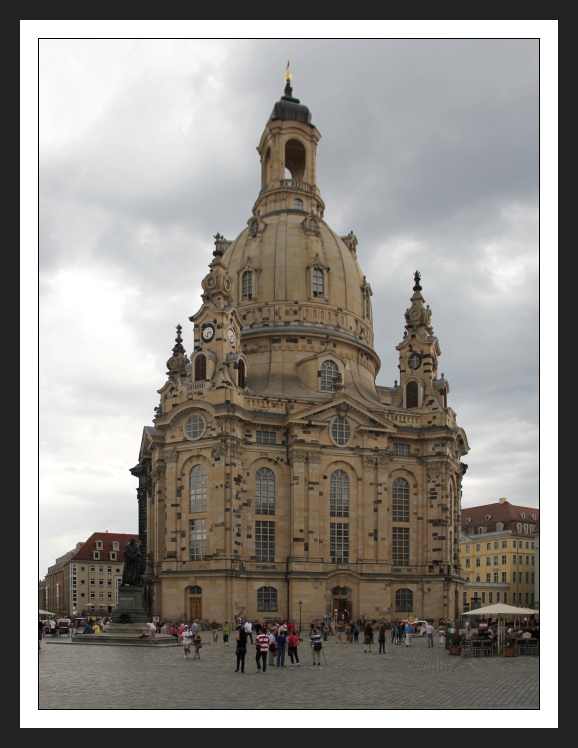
[
  {"xmin": 132, "ymin": 78, "xmax": 471, "ymax": 625},
  {"xmin": 460, "ymin": 498, "xmax": 538, "ymax": 611}
]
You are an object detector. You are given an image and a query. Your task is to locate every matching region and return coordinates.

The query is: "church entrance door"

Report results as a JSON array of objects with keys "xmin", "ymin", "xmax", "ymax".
[{"xmin": 190, "ymin": 596, "xmax": 202, "ymax": 621}]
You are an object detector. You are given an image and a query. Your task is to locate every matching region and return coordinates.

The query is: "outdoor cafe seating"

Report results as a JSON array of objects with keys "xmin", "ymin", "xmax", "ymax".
[{"xmin": 516, "ymin": 637, "xmax": 539, "ymax": 655}]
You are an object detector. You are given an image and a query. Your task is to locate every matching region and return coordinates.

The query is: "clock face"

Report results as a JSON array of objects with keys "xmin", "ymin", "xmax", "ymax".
[
  {"xmin": 202, "ymin": 324, "xmax": 215, "ymax": 342},
  {"xmin": 408, "ymin": 352, "xmax": 422, "ymax": 370},
  {"xmin": 410, "ymin": 309, "xmax": 420, "ymax": 320},
  {"xmin": 227, "ymin": 328, "xmax": 235, "ymax": 345}
]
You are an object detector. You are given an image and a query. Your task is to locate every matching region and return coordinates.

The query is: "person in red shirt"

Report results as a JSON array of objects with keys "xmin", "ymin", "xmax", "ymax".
[
  {"xmin": 287, "ymin": 620, "xmax": 296, "ymax": 634},
  {"xmin": 287, "ymin": 631, "xmax": 300, "ymax": 665},
  {"xmin": 255, "ymin": 625, "xmax": 269, "ymax": 673}
]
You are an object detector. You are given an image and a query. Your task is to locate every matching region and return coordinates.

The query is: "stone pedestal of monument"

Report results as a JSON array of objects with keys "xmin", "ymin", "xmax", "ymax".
[{"xmin": 71, "ymin": 585, "xmax": 176, "ymax": 647}]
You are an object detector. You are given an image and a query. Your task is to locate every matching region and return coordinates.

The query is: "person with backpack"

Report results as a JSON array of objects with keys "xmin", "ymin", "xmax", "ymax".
[{"xmin": 310, "ymin": 627, "xmax": 323, "ymax": 666}]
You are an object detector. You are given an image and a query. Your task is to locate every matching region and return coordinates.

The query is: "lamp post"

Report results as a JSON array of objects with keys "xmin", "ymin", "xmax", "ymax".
[{"xmin": 298, "ymin": 600, "xmax": 302, "ymax": 634}]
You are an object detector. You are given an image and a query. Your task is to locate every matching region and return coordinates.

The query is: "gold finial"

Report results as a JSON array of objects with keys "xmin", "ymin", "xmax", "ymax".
[{"xmin": 285, "ymin": 59, "xmax": 292, "ymax": 83}]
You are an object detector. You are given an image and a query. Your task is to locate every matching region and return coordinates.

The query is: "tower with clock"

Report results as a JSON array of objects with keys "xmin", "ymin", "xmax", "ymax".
[{"xmin": 131, "ymin": 75, "xmax": 470, "ymax": 628}]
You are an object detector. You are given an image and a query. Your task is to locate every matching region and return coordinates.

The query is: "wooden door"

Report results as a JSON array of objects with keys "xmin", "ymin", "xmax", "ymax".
[{"xmin": 189, "ymin": 597, "xmax": 202, "ymax": 621}]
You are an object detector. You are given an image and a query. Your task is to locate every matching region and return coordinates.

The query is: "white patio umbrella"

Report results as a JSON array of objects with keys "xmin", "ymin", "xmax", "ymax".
[{"xmin": 461, "ymin": 604, "xmax": 538, "ymax": 652}]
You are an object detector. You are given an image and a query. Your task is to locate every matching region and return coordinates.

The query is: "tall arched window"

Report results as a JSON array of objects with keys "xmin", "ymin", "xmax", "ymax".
[
  {"xmin": 194, "ymin": 354, "xmax": 206, "ymax": 382},
  {"xmin": 320, "ymin": 360, "xmax": 338, "ymax": 391},
  {"xmin": 237, "ymin": 359, "xmax": 246, "ymax": 389},
  {"xmin": 242, "ymin": 270, "xmax": 253, "ymax": 301},
  {"xmin": 406, "ymin": 381, "xmax": 419, "ymax": 408},
  {"xmin": 330, "ymin": 470, "xmax": 349, "ymax": 517},
  {"xmin": 312, "ymin": 267, "xmax": 324, "ymax": 298},
  {"xmin": 395, "ymin": 588, "xmax": 413, "ymax": 613},
  {"xmin": 392, "ymin": 477, "xmax": 410, "ymax": 522},
  {"xmin": 189, "ymin": 465, "xmax": 207, "ymax": 513},
  {"xmin": 257, "ymin": 586, "xmax": 277, "ymax": 612},
  {"xmin": 255, "ymin": 467, "xmax": 275, "ymax": 515}
]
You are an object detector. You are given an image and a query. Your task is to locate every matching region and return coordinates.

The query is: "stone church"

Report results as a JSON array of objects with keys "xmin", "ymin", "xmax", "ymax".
[{"xmin": 131, "ymin": 77, "xmax": 470, "ymax": 625}]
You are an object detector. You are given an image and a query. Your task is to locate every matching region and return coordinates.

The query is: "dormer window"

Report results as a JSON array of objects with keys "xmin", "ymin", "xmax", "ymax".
[
  {"xmin": 112, "ymin": 542, "xmax": 119, "ymax": 550},
  {"xmin": 465, "ymin": 518, "xmax": 471, "ymax": 524},
  {"xmin": 516, "ymin": 523, "xmax": 522, "ymax": 532},
  {"xmin": 110, "ymin": 552, "xmax": 117, "ymax": 560},
  {"xmin": 242, "ymin": 270, "xmax": 253, "ymax": 301},
  {"xmin": 496, "ymin": 522, "xmax": 504, "ymax": 532},
  {"xmin": 93, "ymin": 551, "xmax": 100, "ymax": 560},
  {"xmin": 485, "ymin": 514, "xmax": 491, "ymax": 521},
  {"xmin": 530, "ymin": 514, "xmax": 536, "ymax": 520},
  {"xmin": 312, "ymin": 267, "xmax": 324, "ymax": 298},
  {"xmin": 478, "ymin": 526, "xmax": 486, "ymax": 534},
  {"xmin": 520, "ymin": 513, "xmax": 525, "ymax": 519},
  {"xmin": 529, "ymin": 524, "xmax": 535, "ymax": 533},
  {"xmin": 95, "ymin": 541, "xmax": 103, "ymax": 550},
  {"xmin": 523, "ymin": 524, "xmax": 528, "ymax": 534}
]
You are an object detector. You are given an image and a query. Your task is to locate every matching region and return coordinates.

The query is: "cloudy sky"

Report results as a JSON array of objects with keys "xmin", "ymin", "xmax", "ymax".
[{"xmin": 34, "ymin": 33, "xmax": 547, "ymax": 580}]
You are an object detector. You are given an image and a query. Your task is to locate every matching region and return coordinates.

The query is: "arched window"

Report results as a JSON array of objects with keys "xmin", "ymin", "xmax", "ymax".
[
  {"xmin": 320, "ymin": 360, "xmax": 338, "ymax": 391},
  {"xmin": 330, "ymin": 470, "xmax": 349, "ymax": 517},
  {"xmin": 294, "ymin": 198, "xmax": 303, "ymax": 210},
  {"xmin": 406, "ymin": 381, "xmax": 419, "ymax": 408},
  {"xmin": 194, "ymin": 354, "xmax": 206, "ymax": 382},
  {"xmin": 395, "ymin": 588, "xmax": 413, "ymax": 613},
  {"xmin": 312, "ymin": 267, "xmax": 324, "ymax": 298},
  {"xmin": 249, "ymin": 220, "xmax": 259, "ymax": 237},
  {"xmin": 284, "ymin": 139, "xmax": 306, "ymax": 180},
  {"xmin": 257, "ymin": 586, "xmax": 277, "ymax": 612},
  {"xmin": 189, "ymin": 465, "xmax": 207, "ymax": 513},
  {"xmin": 242, "ymin": 270, "xmax": 253, "ymax": 301},
  {"xmin": 237, "ymin": 359, "xmax": 246, "ymax": 389},
  {"xmin": 392, "ymin": 477, "xmax": 410, "ymax": 522},
  {"xmin": 308, "ymin": 217, "xmax": 318, "ymax": 232},
  {"xmin": 255, "ymin": 467, "xmax": 275, "ymax": 515},
  {"xmin": 331, "ymin": 417, "xmax": 351, "ymax": 446}
]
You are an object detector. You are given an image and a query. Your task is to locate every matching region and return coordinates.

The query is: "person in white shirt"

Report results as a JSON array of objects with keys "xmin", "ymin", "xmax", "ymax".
[
  {"xmin": 426, "ymin": 623, "xmax": 435, "ymax": 648},
  {"xmin": 244, "ymin": 620, "xmax": 253, "ymax": 643},
  {"xmin": 146, "ymin": 620, "xmax": 157, "ymax": 644},
  {"xmin": 182, "ymin": 625, "xmax": 193, "ymax": 658}
]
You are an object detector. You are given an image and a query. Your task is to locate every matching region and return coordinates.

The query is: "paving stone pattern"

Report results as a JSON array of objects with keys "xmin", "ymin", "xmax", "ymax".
[{"xmin": 39, "ymin": 634, "xmax": 539, "ymax": 710}]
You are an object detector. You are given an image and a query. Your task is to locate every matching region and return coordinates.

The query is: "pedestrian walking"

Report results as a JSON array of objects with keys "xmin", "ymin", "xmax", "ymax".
[
  {"xmin": 223, "ymin": 621, "xmax": 230, "ymax": 646},
  {"xmin": 405, "ymin": 621, "xmax": 415, "ymax": 647},
  {"xmin": 322, "ymin": 621, "xmax": 329, "ymax": 641},
  {"xmin": 344, "ymin": 624, "xmax": 351, "ymax": 643},
  {"xmin": 353, "ymin": 622, "xmax": 360, "ymax": 643},
  {"xmin": 426, "ymin": 622, "xmax": 435, "ymax": 648},
  {"xmin": 244, "ymin": 619, "xmax": 253, "ymax": 644},
  {"xmin": 268, "ymin": 628, "xmax": 277, "ymax": 667},
  {"xmin": 210, "ymin": 619, "xmax": 219, "ymax": 643},
  {"xmin": 439, "ymin": 626, "xmax": 445, "ymax": 647},
  {"xmin": 363, "ymin": 622, "xmax": 373, "ymax": 653},
  {"xmin": 276, "ymin": 630, "xmax": 287, "ymax": 667},
  {"xmin": 310, "ymin": 628, "xmax": 323, "ymax": 666},
  {"xmin": 336, "ymin": 620, "xmax": 343, "ymax": 643},
  {"xmin": 391, "ymin": 621, "xmax": 397, "ymax": 644},
  {"xmin": 234, "ymin": 625, "xmax": 247, "ymax": 672},
  {"xmin": 378, "ymin": 624, "xmax": 386, "ymax": 653},
  {"xmin": 182, "ymin": 625, "xmax": 193, "ymax": 658},
  {"xmin": 287, "ymin": 630, "xmax": 300, "ymax": 665},
  {"xmin": 255, "ymin": 626, "xmax": 269, "ymax": 673},
  {"xmin": 178, "ymin": 622, "xmax": 185, "ymax": 644}
]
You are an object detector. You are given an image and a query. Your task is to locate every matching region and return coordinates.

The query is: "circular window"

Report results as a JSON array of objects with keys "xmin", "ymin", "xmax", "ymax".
[
  {"xmin": 331, "ymin": 417, "xmax": 351, "ymax": 446},
  {"xmin": 184, "ymin": 414, "xmax": 206, "ymax": 440}
]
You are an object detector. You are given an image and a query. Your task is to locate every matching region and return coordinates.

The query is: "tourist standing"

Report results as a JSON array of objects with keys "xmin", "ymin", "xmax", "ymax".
[
  {"xmin": 245, "ymin": 619, "xmax": 253, "ymax": 644},
  {"xmin": 192, "ymin": 630, "xmax": 202, "ymax": 659},
  {"xmin": 426, "ymin": 622, "xmax": 435, "ymax": 648},
  {"xmin": 336, "ymin": 620, "xmax": 343, "ymax": 643},
  {"xmin": 223, "ymin": 621, "xmax": 230, "ymax": 646},
  {"xmin": 363, "ymin": 622, "xmax": 373, "ymax": 653},
  {"xmin": 234, "ymin": 625, "xmax": 247, "ymax": 672},
  {"xmin": 439, "ymin": 626, "xmax": 445, "ymax": 648},
  {"xmin": 182, "ymin": 625, "xmax": 193, "ymax": 658},
  {"xmin": 255, "ymin": 626, "xmax": 269, "ymax": 673},
  {"xmin": 276, "ymin": 630, "xmax": 287, "ymax": 667},
  {"xmin": 322, "ymin": 621, "xmax": 329, "ymax": 641},
  {"xmin": 268, "ymin": 628, "xmax": 277, "ymax": 667},
  {"xmin": 310, "ymin": 628, "xmax": 323, "ymax": 666},
  {"xmin": 405, "ymin": 621, "xmax": 415, "ymax": 647},
  {"xmin": 210, "ymin": 619, "xmax": 219, "ymax": 643},
  {"xmin": 287, "ymin": 631, "xmax": 300, "ymax": 665},
  {"xmin": 378, "ymin": 624, "xmax": 386, "ymax": 654}
]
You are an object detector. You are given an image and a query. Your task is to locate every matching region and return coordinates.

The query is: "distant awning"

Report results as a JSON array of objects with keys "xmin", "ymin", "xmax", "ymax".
[{"xmin": 461, "ymin": 603, "xmax": 538, "ymax": 616}]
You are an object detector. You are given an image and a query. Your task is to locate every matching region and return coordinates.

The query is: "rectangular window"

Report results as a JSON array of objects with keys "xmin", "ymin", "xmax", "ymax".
[
  {"xmin": 107, "ymin": 579, "xmax": 112, "ymax": 587},
  {"xmin": 90, "ymin": 592, "xmax": 95, "ymax": 600},
  {"xmin": 481, "ymin": 592, "xmax": 486, "ymax": 604},
  {"xmin": 496, "ymin": 592, "xmax": 501, "ymax": 603},
  {"xmin": 255, "ymin": 521, "xmax": 275, "ymax": 562},
  {"xmin": 512, "ymin": 572, "xmax": 516, "ymax": 583},
  {"xmin": 90, "ymin": 579, "xmax": 95, "ymax": 587},
  {"xmin": 494, "ymin": 542, "xmax": 499, "ymax": 550},
  {"xmin": 80, "ymin": 593, "xmax": 85, "ymax": 598},
  {"xmin": 531, "ymin": 556, "xmax": 535, "ymax": 565},
  {"xmin": 531, "ymin": 593, "xmax": 535, "ymax": 605},
  {"xmin": 493, "ymin": 572, "xmax": 499, "ymax": 583},
  {"xmin": 526, "ymin": 556, "xmax": 530, "ymax": 565},
  {"xmin": 486, "ymin": 557, "xmax": 491, "ymax": 566},
  {"xmin": 502, "ymin": 572, "xmax": 507, "ymax": 583},
  {"xmin": 525, "ymin": 542, "xmax": 529, "ymax": 549},
  {"xmin": 486, "ymin": 542, "xmax": 492, "ymax": 551},
  {"xmin": 502, "ymin": 540, "xmax": 507, "ymax": 548},
  {"xmin": 113, "ymin": 541, "xmax": 119, "ymax": 550},
  {"xmin": 90, "ymin": 565, "xmax": 95, "ymax": 574},
  {"xmin": 98, "ymin": 580, "xmax": 103, "ymax": 587},
  {"xmin": 493, "ymin": 555, "xmax": 498, "ymax": 565},
  {"xmin": 256, "ymin": 431, "xmax": 276, "ymax": 444},
  {"xmin": 531, "ymin": 573, "xmax": 535, "ymax": 584},
  {"xmin": 526, "ymin": 572, "xmax": 529, "ymax": 584},
  {"xmin": 107, "ymin": 566, "xmax": 112, "ymax": 575},
  {"xmin": 110, "ymin": 552, "xmax": 117, "ymax": 560},
  {"xmin": 80, "ymin": 579, "xmax": 85, "ymax": 585},
  {"xmin": 93, "ymin": 551, "xmax": 100, "ymax": 560},
  {"xmin": 80, "ymin": 566, "xmax": 85, "ymax": 571},
  {"xmin": 96, "ymin": 541, "xmax": 103, "ymax": 549},
  {"xmin": 189, "ymin": 518, "xmax": 207, "ymax": 561},
  {"xmin": 257, "ymin": 586, "xmax": 278, "ymax": 612},
  {"xmin": 116, "ymin": 568, "xmax": 121, "ymax": 573},
  {"xmin": 392, "ymin": 527, "xmax": 409, "ymax": 566},
  {"xmin": 463, "ymin": 591, "xmax": 467, "ymax": 604},
  {"xmin": 99, "ymin": 592, "xmax": 104, "ymax": 600},
  {"xmin": 486, "ymin": 573, "xmax": 491, "ymax": 582},
  {"xmin": 99, "ymin": 566, "xmax": 104, "ymax": 574},
  {"xmin": 503, "ymin": 592, "xmax": 508, "ymax": 604},
  {"xmin": 392, "ymin": 495, "xmax": 409, "ymax": 523},
  {"xmin": 475, "ymin": 558, "xmax": 481, "ymax": 567},
  {"xmin": 489, "ymin": 592, "xmax": 493, "ymax": 604},
  {"xmin": 501, "ymin": 555, "xmax": 507, "ymax": 564},
  {"xmin": 466, "ymin": 545, "xmax": 470, "ymax": 553},
  {"xmin": 465, "ymin": 558, "xmax": 471, "ymax": 568},
  {"xmin": 107, "ymin": 592, "xmax": 112, "ymax": 600},
  {"xmin": 519, "ymin": 555, "xmax": 523, "ymax": 565},
  {"xmin": 525, "ymin": 593, "xmax": 529, "ymax": 604},
  {"xmin": 531, "ymin": 542, "xmax": 535, "ymax": 550},
  {"xmin": 330, "ymin": 522, "xmax": 350, "ymax": 563},
  {"xmin": 393, "ymin": 443, "xmax": 410, "ymax": 456},
  {"xmin": 475, "ymin": 544, "xmax": 481, "ymax": 552}
]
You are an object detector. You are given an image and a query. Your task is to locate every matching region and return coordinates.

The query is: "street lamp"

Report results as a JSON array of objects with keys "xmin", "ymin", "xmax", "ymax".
[{"xmin": 298, "ymin": 600, "xmax": 302, "ymax": 634}]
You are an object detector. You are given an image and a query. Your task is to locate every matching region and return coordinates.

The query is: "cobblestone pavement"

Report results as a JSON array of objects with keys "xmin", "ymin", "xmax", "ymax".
[{"xmin": 39, "ymin": 634, "xmax": 539, "ymax": 710}]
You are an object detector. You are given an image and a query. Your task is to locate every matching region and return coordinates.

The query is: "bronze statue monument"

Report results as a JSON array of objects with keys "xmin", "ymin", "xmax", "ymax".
[{"xmin": 121, "ymin": 536, "xmax": 141, "ymax": 586}]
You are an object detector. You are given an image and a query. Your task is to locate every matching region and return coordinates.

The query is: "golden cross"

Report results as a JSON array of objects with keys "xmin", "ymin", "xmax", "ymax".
[{"xmin": 285, "ymin": 59, "xmax": 292, "ymax": 83}]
